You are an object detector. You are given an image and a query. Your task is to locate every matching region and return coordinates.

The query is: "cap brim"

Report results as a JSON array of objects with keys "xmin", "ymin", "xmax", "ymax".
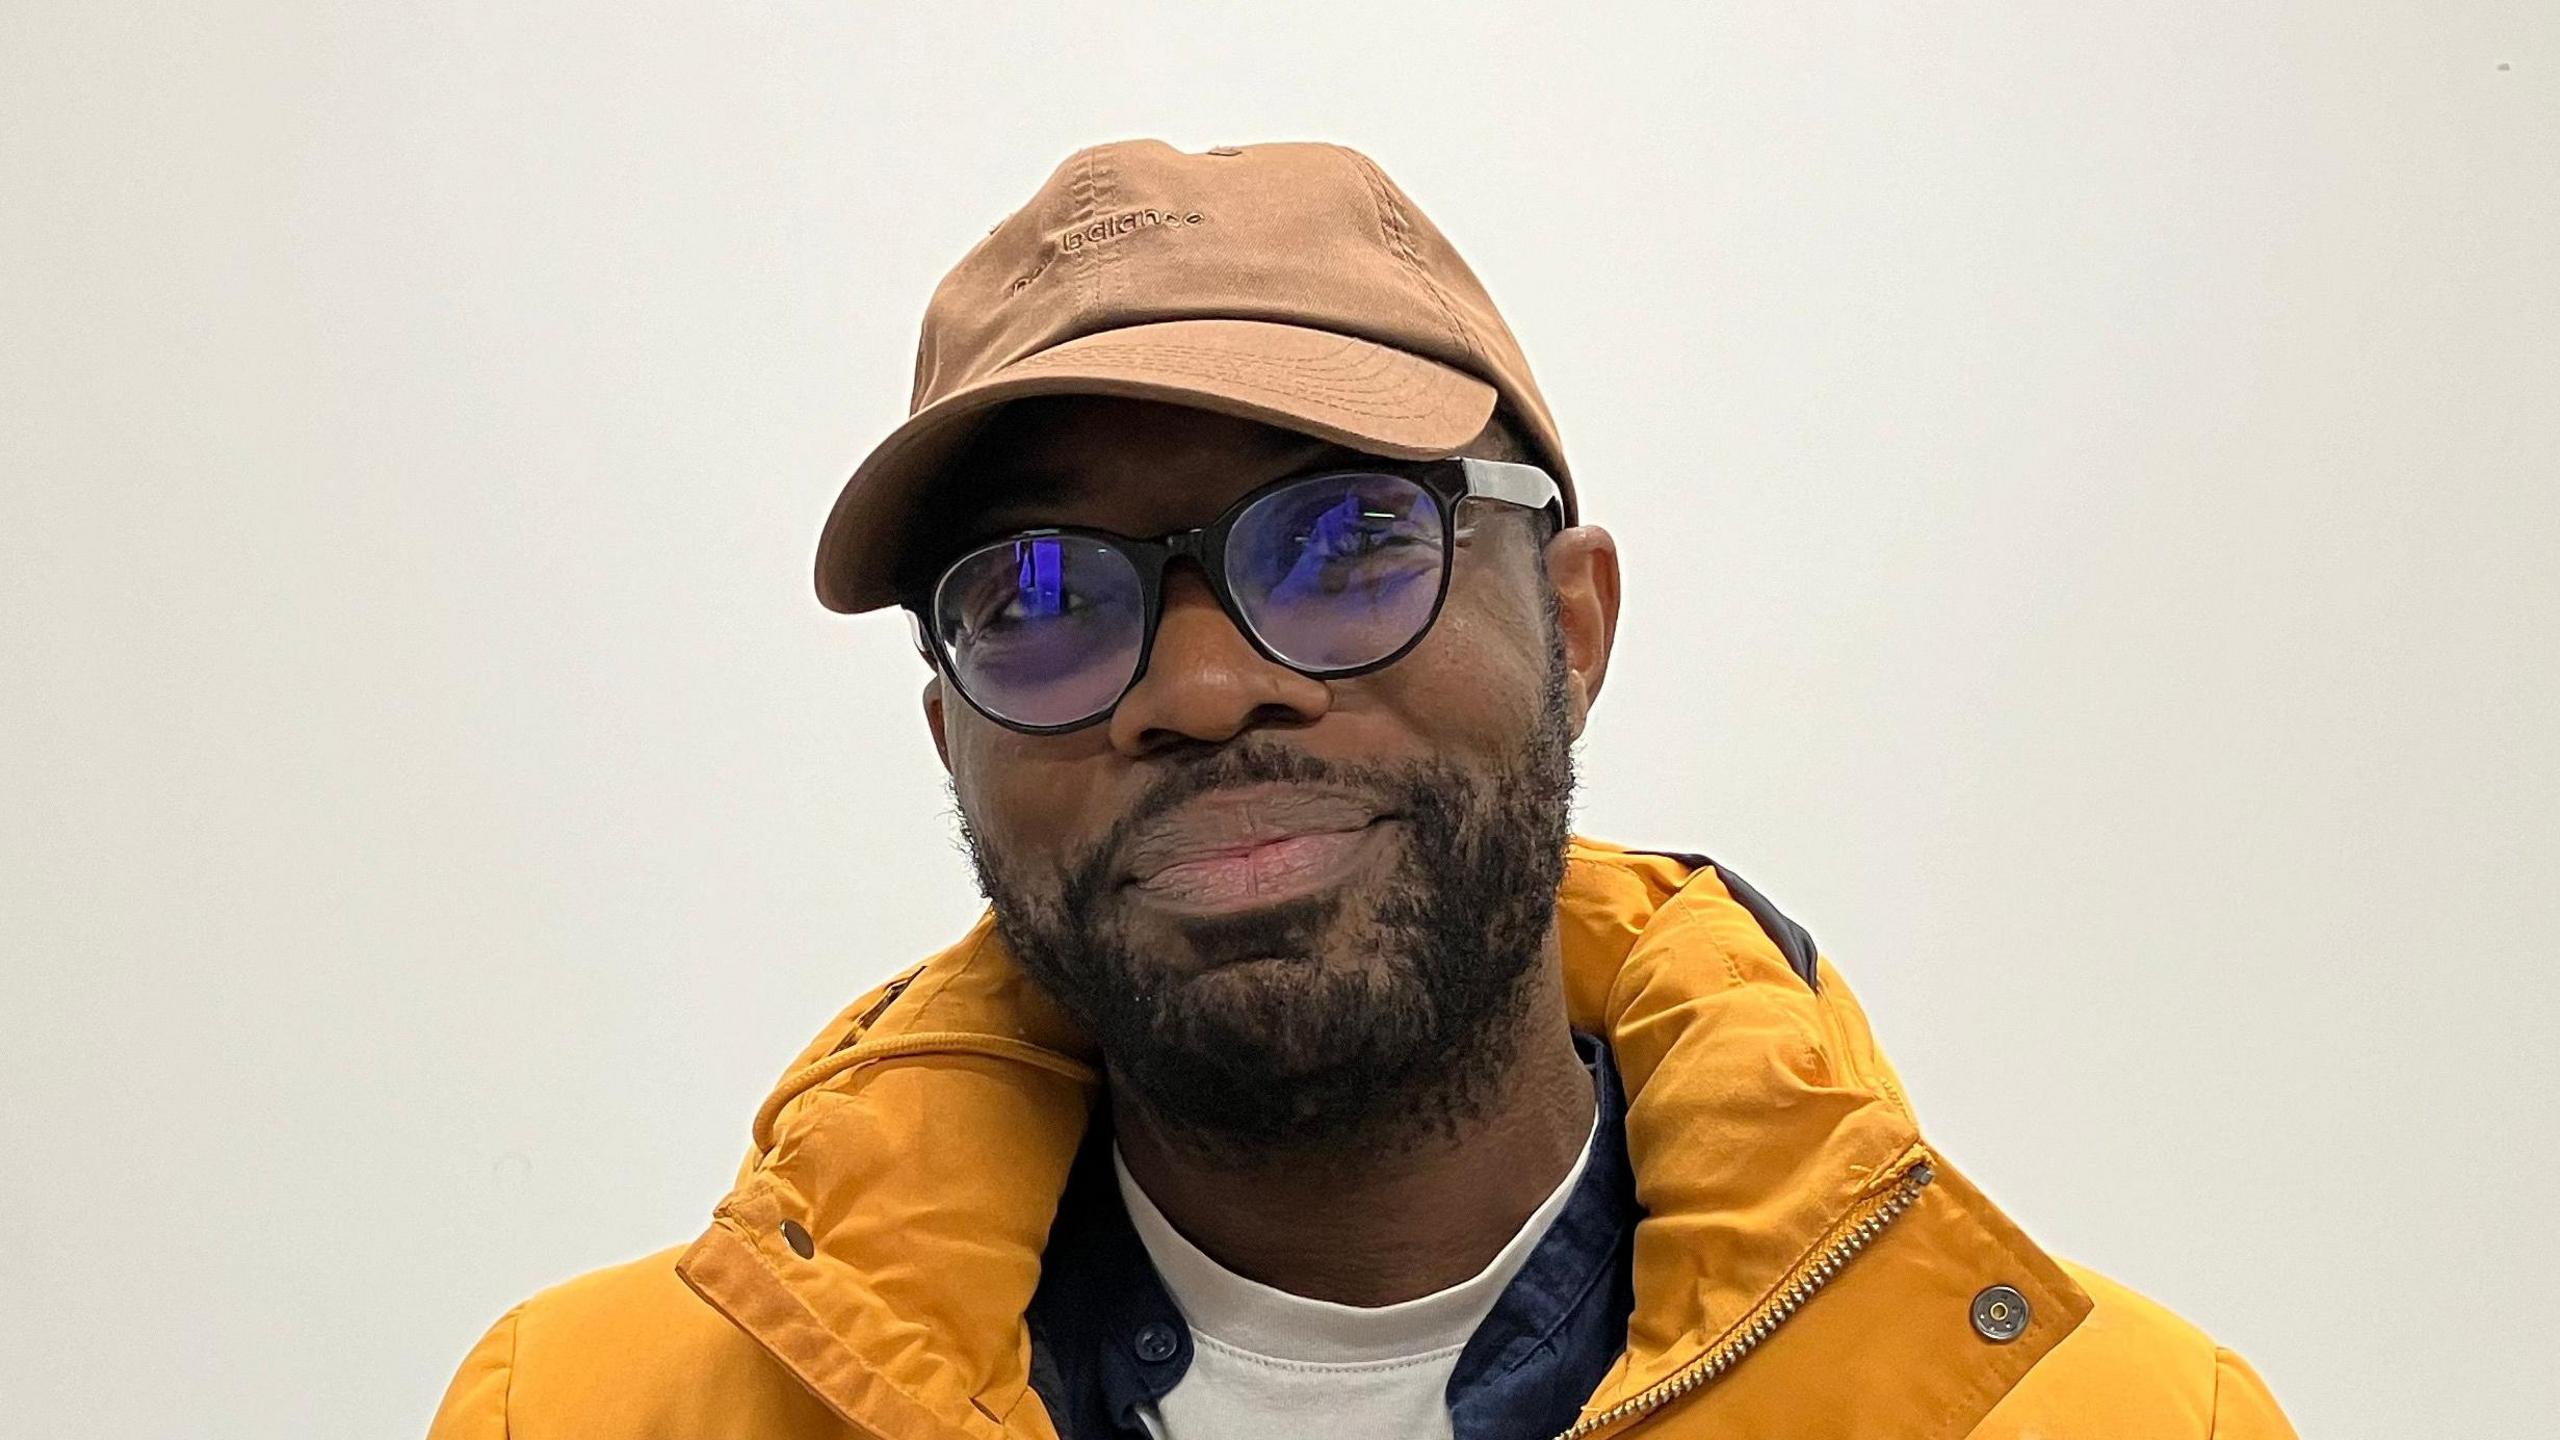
[{"xmin": 813, "ymin": 317, "xmax": 1499, "ymax": 613}]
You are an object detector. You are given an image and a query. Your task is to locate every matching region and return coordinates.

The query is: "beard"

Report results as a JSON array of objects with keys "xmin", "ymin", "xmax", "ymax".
[{"xmin": 957, "ymin": 623, "xmax": 1578, "ymax": 1161}]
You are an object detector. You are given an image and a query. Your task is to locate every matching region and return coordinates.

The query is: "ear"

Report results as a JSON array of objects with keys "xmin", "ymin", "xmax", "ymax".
[
  {"xmin": 1543, "ymin": 525, "xmax": 1620, "ymax": 737},
  {"xmin": 923, "ymin": 674, "xmax": 954, "ymax": 774}
]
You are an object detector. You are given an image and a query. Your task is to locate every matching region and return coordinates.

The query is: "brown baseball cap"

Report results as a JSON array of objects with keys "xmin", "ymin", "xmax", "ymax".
[{"xmin": 813, "ymin": 138, "xmax": 1577, "ymax": 613}]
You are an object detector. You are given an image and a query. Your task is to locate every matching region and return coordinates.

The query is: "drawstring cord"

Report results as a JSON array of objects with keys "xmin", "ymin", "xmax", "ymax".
[{"xmin": 751, "ymin": 1031, "xmax": 1100, "ymax": 1154}]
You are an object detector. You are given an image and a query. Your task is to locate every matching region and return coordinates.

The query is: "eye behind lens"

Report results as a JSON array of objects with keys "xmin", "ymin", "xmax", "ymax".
[
  {"xmin": 1225, "ymin": 472, "xmax": 1448, "ymax": 673},
  {"xmin": 935, "ymin": 535, "xmax": 1147, "ymax": 730}
]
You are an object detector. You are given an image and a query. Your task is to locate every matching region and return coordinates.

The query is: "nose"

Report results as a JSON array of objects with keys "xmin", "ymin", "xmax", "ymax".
[{"xmin": 1106, "ymin": 565, "xmax": 1329, "ymax": 755}]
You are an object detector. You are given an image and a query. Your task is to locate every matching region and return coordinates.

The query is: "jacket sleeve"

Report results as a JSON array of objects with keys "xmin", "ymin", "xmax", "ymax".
[
  {"xmin": 2210, "ymin": 1346, "xmax": 2299, "ymax": 1440},
  {"xmin": 427, "ymin": 1303, "xmax": 524, "ymax": 1439}
]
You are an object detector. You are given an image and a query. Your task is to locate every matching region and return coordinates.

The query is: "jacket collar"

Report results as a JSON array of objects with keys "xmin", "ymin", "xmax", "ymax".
[
  {"xmin": 676, "ymin": 839, "xmax": 2092, "ymax": 1440},
  {"xmin": 1022, "ymin": 1030, "xmax": 1640, "ymax": 1440}
]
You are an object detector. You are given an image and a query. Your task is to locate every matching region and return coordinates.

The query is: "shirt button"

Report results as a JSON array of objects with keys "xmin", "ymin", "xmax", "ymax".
[
  {"xmin": 1132, "ymin": 1322, "xmax": 1180, "ymax": 1363},
  {"xmin": 779, "ymin": 1218, "xmax": 814, "ymax": 1259},
  {"xmin": 1971, "ymin": 1284, "xmax": 2030, "ymax": 1342}
]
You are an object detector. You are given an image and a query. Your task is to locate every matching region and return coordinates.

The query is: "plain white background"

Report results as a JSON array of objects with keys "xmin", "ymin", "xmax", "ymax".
[{"xmin": 4, "ymin": 3, "xmax": 2553, "ymax": 1436}]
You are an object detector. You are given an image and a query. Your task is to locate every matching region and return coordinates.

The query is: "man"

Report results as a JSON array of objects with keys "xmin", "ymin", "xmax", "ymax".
[{"xmin": 430, "ymin": 139, "xmax": 2295, "ymax": 1439}]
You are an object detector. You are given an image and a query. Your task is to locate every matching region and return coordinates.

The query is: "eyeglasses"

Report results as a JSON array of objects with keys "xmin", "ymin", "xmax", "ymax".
[{"xmin": 902, "ymin": 457, "xmax": 1562, "ymax": 735}]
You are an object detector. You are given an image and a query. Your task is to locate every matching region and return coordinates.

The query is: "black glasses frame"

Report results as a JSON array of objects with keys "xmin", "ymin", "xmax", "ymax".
[{"xmin": 900, "ymin": 456, "xmax": 1563, "ymax": 736}]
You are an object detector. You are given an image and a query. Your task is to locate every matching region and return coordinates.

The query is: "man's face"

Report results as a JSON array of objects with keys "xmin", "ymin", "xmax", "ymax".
[{"xmin": 923, "ymin": 395, "xmax": 1619, "ymax": 1154}]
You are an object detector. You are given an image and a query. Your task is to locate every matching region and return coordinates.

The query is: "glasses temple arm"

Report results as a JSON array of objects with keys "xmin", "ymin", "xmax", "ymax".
[{"xmin": 1457, "ymin": 458, "xmax": 1564, "ymax": 527}]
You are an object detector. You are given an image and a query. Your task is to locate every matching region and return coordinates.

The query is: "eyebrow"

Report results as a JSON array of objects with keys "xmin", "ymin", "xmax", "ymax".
[
  {"xmin": 961, "ymin": 469, "xmax": 1120, "ymax": 546},
  {"xmin": 964, "ymin": 435, "xmax": 1377, "ymax": 536},
  {"xmin": 962, "ymin": 467, "xmax": 1085, "ymax": 531}
]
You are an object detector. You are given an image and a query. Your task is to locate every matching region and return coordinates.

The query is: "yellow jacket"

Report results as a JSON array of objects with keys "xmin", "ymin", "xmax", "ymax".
[{"xmin": 430, "ymin": 840, "xmax": 2296, "ymax": 1438}]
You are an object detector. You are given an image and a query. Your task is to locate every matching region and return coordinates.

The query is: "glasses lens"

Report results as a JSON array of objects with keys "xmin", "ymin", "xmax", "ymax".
[
  {"xmin": 932, "ymin": 536, "xmax": 1145, "ymax": 729},
  {"xmin": 1226, "ymin": 472, "xmax": 1447, "ymax": 671}
]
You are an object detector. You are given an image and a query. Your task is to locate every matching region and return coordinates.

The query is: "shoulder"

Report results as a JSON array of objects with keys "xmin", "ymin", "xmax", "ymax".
[
  {"xmin": 1977, "ymin": 1259, "xmax": 2297, "ymax": 1439},
  {"xmin": 427, "ymin": 1247, "xmax": 847, "ymax": 1440}
]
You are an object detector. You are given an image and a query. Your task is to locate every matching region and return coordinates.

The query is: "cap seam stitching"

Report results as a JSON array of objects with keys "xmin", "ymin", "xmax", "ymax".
[
  {"xmin": 1349, "ymin": 149, "xmax": 1479, "ymax": 370},
  {"xmin": 1008, "ymin": 337, "xmax": 1430, "ymax": 387},
  {"xmin": 1074, "ymin": 148, "xmax": 1100, "ymax": 315},
  {"xmin": 1093, "ymin": 145, "xmax": 1124, "ymax": 308},
  {"xmin": 1003, "ymin": 352, "xmax": 1441, "ymax": 418}
]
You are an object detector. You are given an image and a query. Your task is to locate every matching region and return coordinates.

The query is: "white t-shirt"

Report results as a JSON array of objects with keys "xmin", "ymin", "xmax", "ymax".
[{"xmin": 1112, "ymin": 1110, "xmax": 1599, "ymax": 1440}]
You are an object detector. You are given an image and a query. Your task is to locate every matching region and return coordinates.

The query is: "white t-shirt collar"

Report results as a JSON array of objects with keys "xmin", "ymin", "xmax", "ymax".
[{"xmin": 1111, "ymin": 1104, "xmax": 1600, "ymax": 1367}]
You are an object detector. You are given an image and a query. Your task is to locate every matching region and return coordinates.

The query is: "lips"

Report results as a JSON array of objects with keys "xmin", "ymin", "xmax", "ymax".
[{"xmin": 1118, "ymin": 785, "xmax": 1395, "ymax": 917}]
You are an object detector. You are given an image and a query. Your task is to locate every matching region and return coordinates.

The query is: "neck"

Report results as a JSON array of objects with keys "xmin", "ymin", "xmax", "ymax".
[{"xmin": 1106, "ymin": 948, "xmax": 1595, "ymax": 1307}]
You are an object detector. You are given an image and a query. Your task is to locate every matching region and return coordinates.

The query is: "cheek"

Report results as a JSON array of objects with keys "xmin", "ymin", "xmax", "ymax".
[
  {"xmin": 1354, "ymin": 566, "xmax": 1550, "ymax": 750},
  {"xmin": 947, "ymin": 708, "xmax": 1115, "ymax": 863}
]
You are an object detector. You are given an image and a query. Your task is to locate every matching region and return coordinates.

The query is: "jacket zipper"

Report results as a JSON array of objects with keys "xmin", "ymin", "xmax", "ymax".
[{"xmin": 1552, "ymin": 1156, "xmax": 1937, "ymax": 1440}]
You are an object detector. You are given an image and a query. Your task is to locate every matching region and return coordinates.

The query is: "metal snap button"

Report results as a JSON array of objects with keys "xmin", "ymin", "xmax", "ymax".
[
  {"xmin": 1971, "ymin": 1284, "xmax": 2029, "ymax": 1342},
  {"xmin": 1132, "ymin": 1321, "xmax": 1181, "ymax": 1363},
  {"xmin": 779, "ymin": 1218, "xmax": 815, "ymax": 1259}
]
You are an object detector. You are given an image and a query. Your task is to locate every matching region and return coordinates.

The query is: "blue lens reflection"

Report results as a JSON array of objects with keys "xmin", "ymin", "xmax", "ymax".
[
  {"xmin": 936, "ymin": 536, "xmax": 1144, "ymax": 728},
  {"xmin": 1228, "ymin": 473, "xmax": 1444, "ymax": 669}
]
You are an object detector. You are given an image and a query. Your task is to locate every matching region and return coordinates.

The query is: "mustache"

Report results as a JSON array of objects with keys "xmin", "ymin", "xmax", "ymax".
[{"xmin": 1063, "ymin": 742, "xmax": 1414, "ymax": 897}]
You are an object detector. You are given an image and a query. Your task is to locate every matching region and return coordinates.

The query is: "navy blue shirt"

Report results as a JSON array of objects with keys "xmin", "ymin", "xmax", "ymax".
[{"xmin": 1025, "ymin": 1034, "xmax": 1640, "ymax": 1440}]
